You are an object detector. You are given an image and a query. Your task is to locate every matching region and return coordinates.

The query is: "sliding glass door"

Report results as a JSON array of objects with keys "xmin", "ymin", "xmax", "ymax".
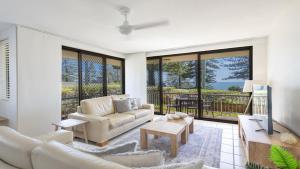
[
  {"xmin": 162, "ymin": 54, "xmax": 198, "ymax": 115},
  {"xmin": 146, "ymin": 46, "xmax": 252, "ymax": 122},
  {"xmin": 200, "ymin": 49, "xmax": 251, "ymax": 121}
]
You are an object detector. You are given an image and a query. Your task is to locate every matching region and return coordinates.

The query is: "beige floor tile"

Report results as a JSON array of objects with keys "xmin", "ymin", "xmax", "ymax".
[
  {"xmin": 234, "ymin": 155, "xmax": 247, "ymax": 167},
  {"xmin": 234, "ymin": 147, "xmax": 246, "ymax": 156},
  {"xmin": 221, "ymin": 152, "xmax": 234, "ymax": 164},
  {"xmin": 222, "ymin": 133, "xmax": 233, "ymax": 139},
  {"xmin": 222, "ymin": 138, "xmax": 233, "ymax": 146},
  {"xmin": 235, "ymin": 166, "xmax": 246, "ymax": 169},
  {"xmin": 219, "ymin": 162, "xmax": 234, "ymax": 169},
  {"xmin": 221, "ymin": 144, "xmax": 234, "ymax": 153},
  {"xmin": 234, "ymin": 139, "xmax": 243, "ymax": 147}
]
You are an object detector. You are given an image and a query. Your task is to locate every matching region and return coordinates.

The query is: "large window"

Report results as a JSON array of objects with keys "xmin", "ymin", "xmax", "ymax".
[
  {"xmin": 62, "ymin": 47, "xmax": 125, "ymax": 118},
  {"xmin": 147, "ymin": 46, "xmax": 252, "ymax": 122}
]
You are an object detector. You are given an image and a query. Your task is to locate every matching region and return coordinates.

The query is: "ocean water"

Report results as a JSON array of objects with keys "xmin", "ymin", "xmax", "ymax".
[{"xmin": 211, "ymin": 82, "xmax": 244, "ymax": 90}]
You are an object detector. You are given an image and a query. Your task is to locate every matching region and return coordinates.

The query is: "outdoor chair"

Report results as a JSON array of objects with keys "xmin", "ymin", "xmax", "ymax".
[
  {"xmin": 201, "ymin": 97, "xmax": 214, "ymax": 118},
  {"xmin": 186, "ymin": 99, "xmax": 198, "ymax": 116},
  {"xmin": 165, "ymin": 95, "xmax": 180, "ymax": 114}
]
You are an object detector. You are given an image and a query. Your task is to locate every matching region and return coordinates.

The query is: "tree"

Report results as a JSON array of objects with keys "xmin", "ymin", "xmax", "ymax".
[
  {"xmin": 228, "ymin": 86, "xmax": 242, "ymax": 92},
  {"xmin": 222, "ymin": 56, "xmax": 249, "ymax": 80},
  {"xmin": 62, "ymin": 59, "xmax": 78, "ymax": 82},
  {"xmin": 163, "ymin": 61, "xmax": 196, "ymax": 88},
  {"xmin": 201, "ymin": 59, "xmax": 219, "ymax": 89}
]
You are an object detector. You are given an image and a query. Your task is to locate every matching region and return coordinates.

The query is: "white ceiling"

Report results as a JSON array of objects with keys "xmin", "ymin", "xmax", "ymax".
[{"xmin": 0, "ymin": 0, "xmax": 287, "ymax": 54}]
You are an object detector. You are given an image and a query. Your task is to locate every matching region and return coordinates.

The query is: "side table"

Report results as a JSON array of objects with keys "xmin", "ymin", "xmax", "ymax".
[{"xmin": 52, "ymin": 119, "xmax": 88, "ymax": 143}]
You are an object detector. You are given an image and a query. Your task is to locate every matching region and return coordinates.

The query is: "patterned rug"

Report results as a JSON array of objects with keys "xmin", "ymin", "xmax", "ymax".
[{"xmin": 109, "ymin": 118, "xmax": 223, "ymax": 168}]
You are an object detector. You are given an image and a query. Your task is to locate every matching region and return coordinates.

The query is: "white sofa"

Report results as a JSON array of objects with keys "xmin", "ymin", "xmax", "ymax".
[
  {"xmin": 68, "ymin": 95, "xmax": 154, "ymax": 145},
  {"xmin": 0, "ymin": 127, "xmax": 216, "ymax": 169}
]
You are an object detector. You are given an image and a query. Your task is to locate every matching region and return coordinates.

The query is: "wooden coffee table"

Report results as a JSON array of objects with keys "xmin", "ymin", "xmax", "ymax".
[
  {"xmin": 52, "ymin": 119, "xmax": 88, "ymax": 143},
  {"xmin": 165, "ymin": 116, "xmax": 194, "ymax": 142},
  {"xmin": 140, "ymin": 121, "xmax": 187, "ymax": 157}
]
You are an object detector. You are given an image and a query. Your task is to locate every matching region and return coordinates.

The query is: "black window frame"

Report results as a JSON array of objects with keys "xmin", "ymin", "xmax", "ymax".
[
  {"xmin": 146, "ymin": 46, "xmax": 253, "ymax": 124},
  {"xmin": 62, "ymin": 46, "xmax": 125, "ymax": 114}
]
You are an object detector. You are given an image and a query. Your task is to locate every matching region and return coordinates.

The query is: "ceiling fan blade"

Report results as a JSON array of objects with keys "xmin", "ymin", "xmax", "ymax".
[{"xmin": 132, "ymin": 20, "xmax": 169, "ymax": 30}]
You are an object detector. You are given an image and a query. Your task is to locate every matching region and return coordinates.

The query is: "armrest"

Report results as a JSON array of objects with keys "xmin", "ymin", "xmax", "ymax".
[
  {"xmin": 68, "ymin": 113, "xmax": 110, "ymax": 141},
  {"xmin": 68, "ymin": 112, "xmax": 109, "ymax": 122},
  {"xmin": 35, "ymin": 130, "xmax": 73, "ymax": 144},
  {"xmin": 142, "ymin": 104, "xmax": 154, "ymax": 111}
]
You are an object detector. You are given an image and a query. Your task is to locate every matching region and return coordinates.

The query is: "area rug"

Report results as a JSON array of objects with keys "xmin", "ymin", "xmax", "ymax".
[{"xmin": 109, "ymin": 119, "xmax": 223, "ymax": 168}]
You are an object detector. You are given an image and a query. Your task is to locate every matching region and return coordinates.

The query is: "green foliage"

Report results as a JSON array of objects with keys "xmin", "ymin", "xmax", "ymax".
[
  {"xmin": 228, "ymin": 85, "xmax": 242, "ymax": 92},
  {"xmin": 222, "ymin": 56, "xmax": 249, "ymax": 80},
  {"xmin": 270, "ymin": 145, "xmax": 299, "ymax": 169},
  {"xmin": 163, "ymin": 61, "xmax": 196, "ymax": 88},
  {"xmin": 246, "ymin": 162, "xmax": 268, "ymax": 169}
]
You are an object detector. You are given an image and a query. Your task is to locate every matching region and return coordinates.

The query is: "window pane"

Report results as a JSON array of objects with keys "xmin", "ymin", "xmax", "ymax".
[
  {"xmin": 147, "ymin": 59, "xmax": 161, "ymax": 113},
  {"xmin": 107, "ymin": 58, "xmax": 123, "ymax": 95},
  {"xmin": 81, "ymin": 54, "xmax": 104, "ymax": 99},
  {"xmin": 200, "ymin": 49, "xmax": 251, "ymax": 121},
  {"xmin": 162, "ymin": 54, "xmax": 198, "ymax": 115},
  {"xmin": 62, "ymin": 50, "xmax": 79, "ymax": 118}
]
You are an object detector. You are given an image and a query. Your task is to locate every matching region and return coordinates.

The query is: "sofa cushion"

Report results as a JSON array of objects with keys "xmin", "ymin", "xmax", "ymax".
[
  {"xmin": 105, "ymin": 113, "xmax": 135, "ymax": 129},
  {"xmin": 80, "ymin": 96, "xmax": 114, "ymax": 116},
  {"xmin": 124, "ymin": 109, "xmax": 152, "ymax": 119},
  {"xmin": 31, "ymin": 141, "xmax": 130, "ymax": 169},
  {"xmin": 0, "ymin": 126, "xmax": 42, "ymax": 169},
  {"xmin": 114, "ymin": 99, "xmax": 132, "ymax": 113}
]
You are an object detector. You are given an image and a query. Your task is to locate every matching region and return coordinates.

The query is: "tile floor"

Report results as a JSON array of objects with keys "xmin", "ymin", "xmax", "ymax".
[
  {"xmin": 199, "ymin": 120, "xmax": 246, "ymax": 169},
  {"xmin": 152, "ymin": 115, "xmax": 247, "ymax": 168}
]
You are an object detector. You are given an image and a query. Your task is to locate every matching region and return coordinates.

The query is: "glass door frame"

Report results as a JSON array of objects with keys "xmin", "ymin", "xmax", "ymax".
[{"xmin": 147, "ymin": 46, "xmax": 253, "ymax": 123}]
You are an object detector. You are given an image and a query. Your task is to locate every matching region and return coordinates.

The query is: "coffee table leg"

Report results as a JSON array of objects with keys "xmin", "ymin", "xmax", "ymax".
[
  {"xmin": 171, "ymin": 135, "xmax": 178, "ymax": 157},
  {"xmin": 189, "ymin": 120, "xmax": 194, "ymax": 133},
  {"xmin": 82, "ymin": 124, "xmax": 88, "ymax": 143},
  {"xmin": 140, "ymin": 129, "xmax": 148, "ymax": 149},
  {"xmin": 181, "ymin": 128, "xmax": 187, "ymax": 144}
]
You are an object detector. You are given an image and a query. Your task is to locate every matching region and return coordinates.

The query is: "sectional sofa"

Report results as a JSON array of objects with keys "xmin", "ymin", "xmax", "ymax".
[{"xmin": 0, "ymin": 126, "xmax": 216, "ymax": 169}]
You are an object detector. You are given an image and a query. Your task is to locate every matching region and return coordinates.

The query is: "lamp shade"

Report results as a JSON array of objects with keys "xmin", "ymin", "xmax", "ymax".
[{"xmin": 243, "ymin": 80, "xmax": 253, "ymax": 93}]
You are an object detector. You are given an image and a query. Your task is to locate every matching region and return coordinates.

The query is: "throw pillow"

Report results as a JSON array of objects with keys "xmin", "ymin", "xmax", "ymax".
[
  {"xmin": 136, "ymin": 98, "xmax": 143, "ymax": 109},
  {"xmin": 102, "ymin": 150, "xmax": 165, "ymax": 168},
  {"xmin": 129, "ymin": 98, "xmax": 139, "ymax": 110},
  {"xmin": 114, "ymin": 99, "xmax": 132, "ymax": 113}
]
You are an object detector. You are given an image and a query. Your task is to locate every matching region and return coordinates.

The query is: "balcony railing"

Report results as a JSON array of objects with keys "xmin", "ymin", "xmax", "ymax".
[{"xmin": 147, "ymin": 91, "xmax": 251, "ymax": 121}]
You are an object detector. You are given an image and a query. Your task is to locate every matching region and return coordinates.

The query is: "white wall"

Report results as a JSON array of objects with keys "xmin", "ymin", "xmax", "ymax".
[
  {"xmin": 148, "ymin": 38, "xmax": 268, "ymax": 82},
  {"xmin": 125, "ymin": 53, "xmax": 147, "ymax": 103},
  {"xmin": 16, "ymin": 26, "xmax": 124, "ymax": 136},
  {"xmin": 0, "ymin": 26, "xmax": 17, "ymax": 129},
  {"xmin": 267, "ymin": 0, "xmax": 300, "ymax": 135}
]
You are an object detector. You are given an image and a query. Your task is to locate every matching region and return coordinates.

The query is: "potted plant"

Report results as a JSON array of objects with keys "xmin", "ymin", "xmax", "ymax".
[{"xmin": 246, "ymin": 145, "xmax": 300, "ymax": 169}]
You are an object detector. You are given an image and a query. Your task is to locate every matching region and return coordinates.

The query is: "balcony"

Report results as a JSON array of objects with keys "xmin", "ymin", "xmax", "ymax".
[{"xmin": 147, "ymin": 89, "xmax": 251, "ymax": 121}]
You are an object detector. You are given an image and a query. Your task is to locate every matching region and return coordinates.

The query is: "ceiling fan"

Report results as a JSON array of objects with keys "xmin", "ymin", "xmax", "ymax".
[{"xmin": 118, "ymin": 6, "xmax": 169, "ymax": 35}]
